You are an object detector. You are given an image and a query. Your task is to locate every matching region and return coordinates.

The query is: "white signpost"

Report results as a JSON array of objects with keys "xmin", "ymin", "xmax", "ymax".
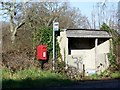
[{"xmin": 53, "ymin": 21, "xmax": 59, "ymax": 70}]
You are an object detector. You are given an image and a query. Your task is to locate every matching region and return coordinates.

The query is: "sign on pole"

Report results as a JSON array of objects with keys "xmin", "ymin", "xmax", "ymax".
[
  {"xmin": 53, "ymin": 21, "xmax": 59, "ymax": 70},
  {"xmin": 53, "ymin": 22, "xmax": 59, "ymax": 31}
]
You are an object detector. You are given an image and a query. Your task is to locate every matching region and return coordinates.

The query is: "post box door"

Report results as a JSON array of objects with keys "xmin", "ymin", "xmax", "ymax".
[{"xmin": 37, "ymin": 45, "xmax": 47, "ymax": 60}]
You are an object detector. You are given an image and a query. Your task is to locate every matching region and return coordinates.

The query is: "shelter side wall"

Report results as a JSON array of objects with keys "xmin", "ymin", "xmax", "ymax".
[
  {"xmin": 97, "ymin": 40, "xmax": 110, "ymax": 54},
  {"xmin": 68, "ymin": 48, "xmax": 96, "ymax": 73},
  {"xmin": 96, "ymin": 40, "xmax": 110, "ymax": 73},
  {"xmin": 57, "ymin": 31, "xmax": 68, "ymax": 61}
]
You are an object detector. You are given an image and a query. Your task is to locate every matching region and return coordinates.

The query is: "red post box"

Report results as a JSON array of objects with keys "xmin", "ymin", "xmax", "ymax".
[{"xmin": 37, "ymin": 45, "xmax": 47, "ymax": 60}]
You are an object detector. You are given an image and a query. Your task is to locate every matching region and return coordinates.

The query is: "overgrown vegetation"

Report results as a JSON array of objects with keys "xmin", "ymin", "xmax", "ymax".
[
  {"xmin": 33, "ymin": 27, "xmax": 61, "ymax": 60},
  {"xmin": 83, "ymin": 69, "xmax": 120, "ymax": 80},
  {"xmin": 107, "ymin": 52, "xmax": 117, "ymax": 68},
  {"xmin": 100, "ymin": 23, "xmax": 120, "ymax": 70},
  {"xmin": 32, "ymin": 27, "xmax": 63, "ymax": 72},
  {"xmin": 2, "ymin": 67, "xmax": 74, "ymax": 88},
  {"xmin": 2, "ymin": 66, "xmax": 120, "ymax": 88},
  {"xmin": 2, "ymin": 26, "xmax": 62, "ymax": 72}
]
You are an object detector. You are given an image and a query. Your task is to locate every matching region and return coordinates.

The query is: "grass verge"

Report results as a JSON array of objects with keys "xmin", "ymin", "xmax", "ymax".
[{"xmin": 2, "ymin": 67, "xmax": 74, "ymax": 88}]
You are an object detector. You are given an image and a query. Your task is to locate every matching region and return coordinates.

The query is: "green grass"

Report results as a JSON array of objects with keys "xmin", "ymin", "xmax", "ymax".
[
  {"xmin": 2, "ymin": 67, "xmax": 74, "ymax": 88},
  {"xmin": 110, "ymin": 72, "xmax": 120, "ymax": 78},
  {"xmin": 83, "ymin": 71, "xmax": 120, "ymax": 80},
  {"xmin": 0, "ymin": 69, "xmax": 2, "ymax": 88},
  {"xmin": 2, "ymin": 67, "xmax": 120, "ymax": 88}
]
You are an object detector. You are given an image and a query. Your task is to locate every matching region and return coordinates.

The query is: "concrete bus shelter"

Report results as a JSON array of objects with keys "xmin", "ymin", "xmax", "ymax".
[{"xmin": 58, "ymin": 29, "xmax": 112, "ymax": 75}]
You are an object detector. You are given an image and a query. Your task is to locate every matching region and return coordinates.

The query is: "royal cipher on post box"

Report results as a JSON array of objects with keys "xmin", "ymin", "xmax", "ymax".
[{"xmin": 37, "ymin": 45, "xmax": 47, "ymax": 60}]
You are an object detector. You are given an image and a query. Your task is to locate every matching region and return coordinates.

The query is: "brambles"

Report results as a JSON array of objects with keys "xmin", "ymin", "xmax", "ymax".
[{"xmin": 2, "ymin": 49, "xmax": 39, "ymax": 72}]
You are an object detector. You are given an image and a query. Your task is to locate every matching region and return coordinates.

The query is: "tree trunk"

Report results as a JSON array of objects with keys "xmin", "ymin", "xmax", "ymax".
[
  {"xmin": 11, "ymin": 34, "xmax": 15, "ymax": 44},
  {"xmin": 10, "ymin": 0, "xmax": 15, "ymax": 43},
  {"xmin": 10, "ymin": 15, "xmax": 15, "ymax": 44}
]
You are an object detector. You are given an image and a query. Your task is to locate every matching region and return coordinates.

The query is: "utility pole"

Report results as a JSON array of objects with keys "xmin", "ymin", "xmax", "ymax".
[{"xmin": 53, "ymin": 21, "xmax": 59, "ymax": 71}]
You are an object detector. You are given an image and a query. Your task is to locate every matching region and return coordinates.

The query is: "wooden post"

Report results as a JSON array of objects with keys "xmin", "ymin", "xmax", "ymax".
[{"xmin": 83, "ymin": 64, "xmax": 85, "ymax": 77}]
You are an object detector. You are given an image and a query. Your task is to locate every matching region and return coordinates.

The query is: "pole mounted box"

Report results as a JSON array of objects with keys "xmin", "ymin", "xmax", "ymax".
[{"xmin": 37, "ymin": 45, "xmax": 47, "ymax": 60}]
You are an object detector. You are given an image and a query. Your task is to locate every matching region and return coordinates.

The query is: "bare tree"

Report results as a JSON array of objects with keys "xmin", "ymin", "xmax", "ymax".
[
  {"xmin": 1, "ymin": 1, "xmax": 90, "ymax": 43},
  {"xmin": 23, "ymin": 2, "xmax": 90, "ymax": 29},
  {"xmin": 91, "ymin": 0, "xmax": 118, "ymax": 30},
  {"xmin": 0, "ymin": 0, "xmax": 26, "ymax": 43},
  {"xmin": 91, "ymin": 5, "xmax": 96, "ymax": 29}
]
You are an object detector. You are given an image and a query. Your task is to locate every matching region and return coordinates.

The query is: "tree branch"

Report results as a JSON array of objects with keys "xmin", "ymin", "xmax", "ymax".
[
  {"xmin": 13, "ymin": 20, "xmax": 25, "ymax": 36},
  {"xmin": 47, "ymin": 17, "xmax": 58, "ymax": 27}
]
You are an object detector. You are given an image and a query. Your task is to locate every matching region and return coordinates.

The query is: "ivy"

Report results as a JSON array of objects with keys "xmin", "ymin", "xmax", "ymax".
[
  {"xmin": 107, "ymin": 52, "xmax": 117, "ymax": 68},
  {"xmin": 33, "ymin": 27, "xmax": 60, "ymax": 60},
  {"xmin": 100, "ymin": 23, "xmax": 118, "ymax": 68}
]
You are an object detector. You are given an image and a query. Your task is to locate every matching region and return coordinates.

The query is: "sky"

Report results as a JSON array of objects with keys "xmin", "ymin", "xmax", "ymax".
[
  {"xmin": 70, "ymin": 2, "xmax": 96, "ymax": 20},
  {"xmin": 70, "ymin": 1, "xmax": 118, "ymax": 21}
]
